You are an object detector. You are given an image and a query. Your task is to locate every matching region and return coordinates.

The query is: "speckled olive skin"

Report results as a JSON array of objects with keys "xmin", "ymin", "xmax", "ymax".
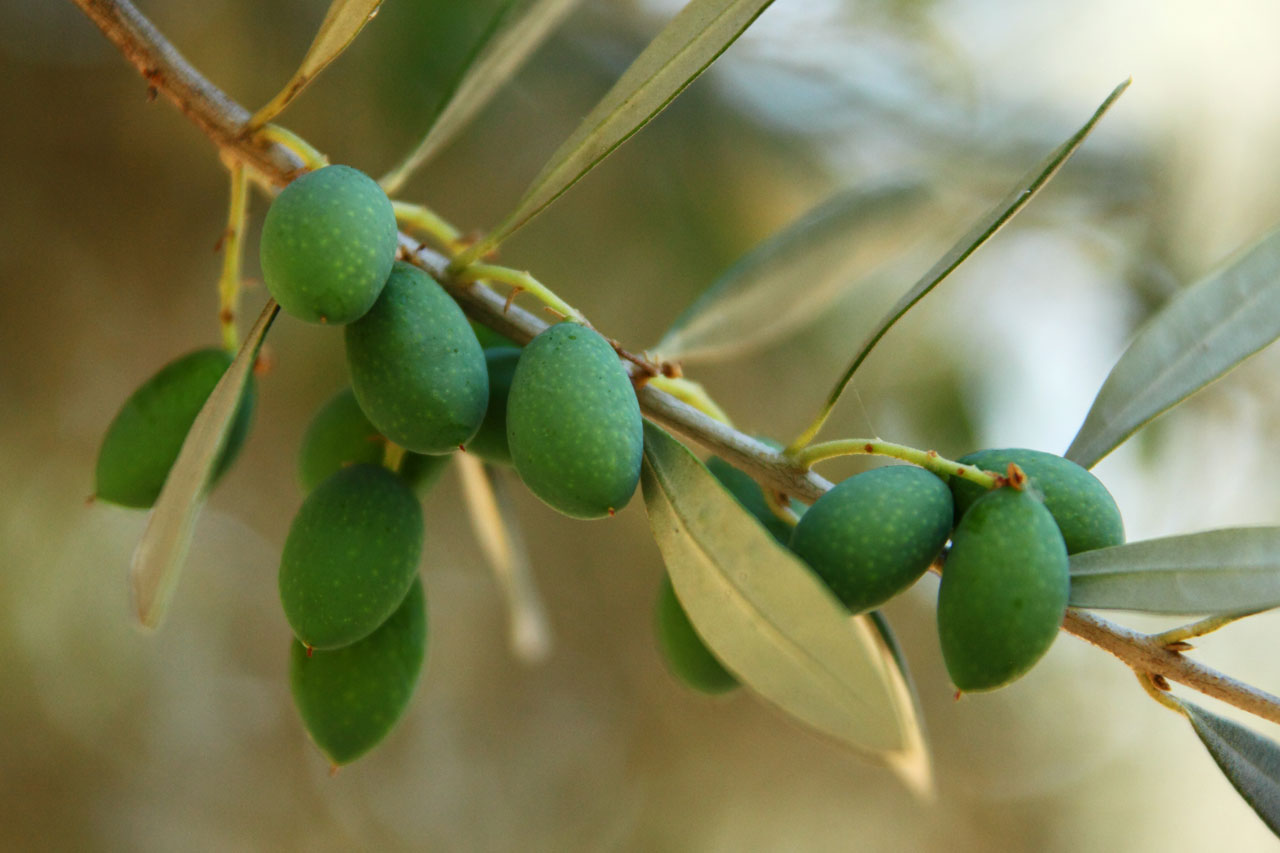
[
  {"xmin": 655, "ymin": 574, "xmax": 738, "ymax": 694},
  {"xmin": 464, "ymin": 347, "xmax": 521, "ymax": 465},
  {"xmin": 279, "ymin": 464, "xmax": 423, "ymax": 650},
  {"xmin": 950, "ymin": 447, "xmax": 1124, "ymax": 554},
  {"xmin": 789, "ymin": 466, "xmax": 952, "ymax": 614},
  {"xmin": 259, "ymin": 165, "xmax": 398, "ymax": 325},
  {"xmin": 290, "ymin": 577, "xmax": 426, "ymax": 765},
  {"xmin": 95, "ymin": 348, "xmax": 255, "ymax": 508},
  {"xmin": 506, "ymin": 322, "xmax": 643, "ymax": 519},
  {"xmin": 345, "ymin": 262, "xmax": 489, "ymax": 454},
  {"xmin": 937, "ymin": 487, "xmax": 1069, "ymax": 692}
]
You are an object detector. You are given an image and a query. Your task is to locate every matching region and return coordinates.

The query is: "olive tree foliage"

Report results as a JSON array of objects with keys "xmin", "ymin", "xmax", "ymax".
[{"xmin": 75, "ymin": 0, "xmax": 1280, "ymax": 835}]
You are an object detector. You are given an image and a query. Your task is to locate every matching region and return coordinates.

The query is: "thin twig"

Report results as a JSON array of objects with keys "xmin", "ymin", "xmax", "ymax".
[{"xmin": 73, "ymin": 0, "xmax": 1280, "ymax": 728}]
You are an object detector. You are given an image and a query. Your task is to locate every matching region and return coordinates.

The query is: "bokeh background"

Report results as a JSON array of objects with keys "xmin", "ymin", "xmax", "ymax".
[{"xmin": 4, "ymin": 0, "xmax": 1280, "ymax": 849}]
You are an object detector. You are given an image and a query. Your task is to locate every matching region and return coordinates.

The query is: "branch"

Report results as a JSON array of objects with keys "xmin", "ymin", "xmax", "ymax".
[{"xmin": 73, "ymin": 0, "xmax": 1280, "ymax": 727}]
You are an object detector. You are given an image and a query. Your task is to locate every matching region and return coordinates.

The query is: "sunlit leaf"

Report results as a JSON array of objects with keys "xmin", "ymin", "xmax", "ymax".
[
  {"xmin": 790, "ymin": 79, "xmax": 1130, "ymax": 451},
  {"xmin": 640, "ymin": 422, "xmax": 931, "ymax": 794},
  {"xmin": 1066, "ymin": 226, "xmax": 1280, "ymax": 469},
  {"xmin": 130, "ymin": 301, "xmax": 279, "ymax": 630},
  {"xmin": 1068, "ymin": 527, "xmax": 1280, "ymax": 615},
  {"xmin": 460, "ymin": 0, "xmax": 777, "ymax": 264},
  {"xmin": 380, "ymin": 0, "xmax": 582, "ymax": 195},
  {"xmin": 1181, "ymin": 700, "xmax": 1280, "ymax": 838},
  {"xmin": 246, "ymin": 0, "xmax": 384, "ymax": 131},
  {"xmin": 652, "ymin": 180, "xmax": 936, "ymax": 364},
  {"xmin": 456, "ymin": 453, "xmax": 552, "ymax": 663}
]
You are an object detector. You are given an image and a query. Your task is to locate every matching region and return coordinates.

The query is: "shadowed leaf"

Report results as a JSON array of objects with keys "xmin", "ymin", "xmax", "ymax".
[
  {"xmin": 130, "ymin": 301, "xmax": 278, "ymax": 630},
  {"xmin": 380, "ymin": 0, "xmax": 582, "ymax": 195},
  {"xmin": 653, "ymin": 180, "xmax": 938, "ymax": 364},
  {"xmin": 1181, "ymin": 700, "xmax": 1280, "ymax": 839},
  {"xmin": 460, "ymin": 0, "xmax": 777, "ymax": 263},
  {"xmin": 247, "ymin": 0, "xmax": 383, "ymax": 131},
  {"xmin": 640, "ymin": 422, "xmax": 931, "ymax": 795},
  {"xmin": 790, "ymin": 79, "xmax": 1130, "ymax": 451},
  {"xmin": 1069, "ymin": 527, "xmax": 1280, "ymax": 615},
  {"xmin": 1066, "ymin": 226, "xmax": 1280, "ymax": 469}
]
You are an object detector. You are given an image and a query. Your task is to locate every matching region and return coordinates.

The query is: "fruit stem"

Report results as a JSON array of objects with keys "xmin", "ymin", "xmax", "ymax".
[
  {"xmin": 1151, "ymin": 610, "xmax": 1266, "ymax": 647},
  {"xmin": 794, "ymin": 439, "xmax": 997, "ymax": 489},
  {"xmin": 217, "ymin": 162, "xmax": 249, "ymax": 352},
  {"xmin": 383, "ymin": 441, "xmax": 406, "ymax": 473},
  {"xmin": 392, "ymin": 201, "xmax": 466, "ymax": 257},
  {"xmin": 253, "ymin": 124, "xmax": 328, "ymax": 172},
  {"xmin": 647, "ymin": 376, "xmax": 733, "ymax": 426},
  {"xmin": 1135, "ymin": 671, "xmax": 1187, "ymax": 716},
  {"xmin": 453, "ymin": 263, "xmax": 585, "ymax": 324}
]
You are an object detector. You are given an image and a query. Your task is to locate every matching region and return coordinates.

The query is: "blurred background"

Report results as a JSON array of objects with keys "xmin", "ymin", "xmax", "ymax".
[{"xmin": 4, "ymin": 0, "xmax": 1280, "ymax": 849}]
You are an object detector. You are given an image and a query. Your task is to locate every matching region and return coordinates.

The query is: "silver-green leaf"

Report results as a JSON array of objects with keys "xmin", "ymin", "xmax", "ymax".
[
  {"xmin": 1069, "ymin": 527, "xmax": 1280, "ymax": 614},
  {"xmin": 380, "ymin": 0, "xmax": 582, "ymax": 195},
  {"xmin": 247, "ymin": 0, "xmax": 384, "ymax": 131},
  {"xmin": 459, "ymin": 0, "xmax": 776, "ymax": 264},
  {"xmin": 791, "ymin": 80, "xmax": 1129, "ymax": 450},
  {"xmin": 640, "ymin": 422, "xmax": 931, "ymax": 795},
  {"xmin": 1066, "ymin": 226, "xmax": 1280, "ymax": 469},
  {"xmin": 130, "ymin": 301, "xmax": 279, "ymax": 630},
  {"xmin": 1181, "ymin": 700, "xmax": 1280, "ymax": 838},
  {"xmin": 652, "ymin": 180, "xmax": 937, "ymax": 364}
]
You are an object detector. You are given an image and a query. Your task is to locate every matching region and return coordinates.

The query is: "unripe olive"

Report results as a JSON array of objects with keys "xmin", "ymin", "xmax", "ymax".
[
  {"xmin": 506, "ymin": 322, "xmax": 643, "ymax": 519},
  {"xmin": 789, "ymin": 466, "xmax": 952, "ymax": 614},
  {"xmin": 950, "ymin": 447, "xmax": 1124, "ymax": 554},
  {"xmin": 937, "ymin": 487, "xmax": 1069, "ymax": 692},
  {"xmin": 259, "ymin": 165, "xmax": 398, "ymax": 325},
  {"xmin": 463, "ymin": 347, "xmax": 521, "ymax": 465},
  {"xmin": 296, "ymin": 387, "xmax": 451, "ymax": 496},
  {"xmin": 95, "ymin": 347, "xmax": 255, "ymax": 508},
  {"xmin": 279, "ymin": 464, "xmax": 423, "ymax": 650},
  {"xmin": 345, "ymin": 262, "xmax": 489, "ymax": 454},
  {"xmin": 290, "ymin": 577, "xmax": 426, "ymax": 765},
  {"xmin": 655, "ymin": 574, "xmax": 738, "ymax": 694}
]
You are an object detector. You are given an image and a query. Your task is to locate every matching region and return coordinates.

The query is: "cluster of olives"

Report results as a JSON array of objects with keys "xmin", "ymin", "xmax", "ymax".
[{"xmin": 659, "ymin": 447, "xmax": 1124, "ymax": 696}]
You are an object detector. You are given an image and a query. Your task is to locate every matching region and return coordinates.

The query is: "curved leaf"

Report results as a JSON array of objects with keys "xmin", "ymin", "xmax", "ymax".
[
  {"xmin": 1066, "ymin": 226, "xmax": 1280, "ymax": 469},
  {"xmin": 652, "ymin": 180, "xmax": 936, "ymax": 364},
  {"xmin": 247, "ymin": 0, "xmax": 384, "ymax": 131},
  {"xmin": 640, "ymin": 422, "xmax": 931, "ymax": 795},
  {"xmin": 130, "ymin": 301, "xmax": 279, "ymax": 630},
  {"xmin": 1069, "ymin": 527, "xmax": 1280, "ymax": 614},
  {"xmin": 461, "ymin": 0, "xmax": 777, "ymax": 263},
  {"xmin": 380, "ymin": 0, "xmax": 582, "ymax": 195},
  {"xmin": 1181, "ymin": 700, "xmax": 1280, "ymax": 839},
  {"xmin": 790, "ymin": 79, "xmax": 1129, "ymax": 451}
]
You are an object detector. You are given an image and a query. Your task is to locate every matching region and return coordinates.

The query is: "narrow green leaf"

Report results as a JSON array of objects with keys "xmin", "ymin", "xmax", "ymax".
[
  {"xmin": 1066, "ymin": 226, "xmax": 1280, "ymax": 469},
  {"xmin": 246, "ymin": 0, "xmax": 384, "ymax": 131},
  {"xmin": 640, "ymin": 422, "xmax": 931, "ymax": 794},
  {"xmin": 380, "ymin": 0, "xmax": 582, "ymax": 196},
  {"xmin": 792, "ymin": 80, "xmax": 1129, "ymax": 450},
  {"xmin": 652, "ymin": 180, "xmax": 936, "ymax": 364},
  {"xmin": 1181, "ymin": 700, "xmax": 1280, "ymax": 839},
  {"xmin": 461, "ymin": 0, "xmax": 776, "ymax": 263},
  {"xmin": 1069, "ymin": 527, "xmax": 1280, "ymax": 614},
  {"xmin": 130, "ymin": 301, "xmax": 279, "ymax": 630}
]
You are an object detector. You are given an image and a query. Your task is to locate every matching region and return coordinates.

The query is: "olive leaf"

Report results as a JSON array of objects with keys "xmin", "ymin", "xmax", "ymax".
[
  {"xmin": 640, "ymin": 422, "xmax": 932, "ymax": 796},
  {"xmin": 456, "ymin": 453, "xmax": 552, "ymax": 664},
  {"xmin": 130, "ymin": 301, "xmax": 279, "ymax": 630},
  {"xmin": 652, "ymin": 180, "xmax": 939, "ymax": 364},
  {"xmin": 380, "ymin": 0, "xmax": 582, "ymax": 196},
  {"xmin": 1066, "ymin": 226, "xmax": 1280, "ymax": 469},
  {"xmin": 246, "ymin": 0, "xmax": 384, "ymax": 131},
  {"xmin": 459, "ymin": 0, "xmax": 777, "ymax": 265},
  {"xmin": 790, "ymin": 79, "xmax": 1130, "ymax": 450},
  {"xmin": 1181, "ymin": 700, "xmax": 1280, "ymax": 838},
  {"xmin": 1068, "ymin": 527, "xmax": 1280, "ymax": 615}
]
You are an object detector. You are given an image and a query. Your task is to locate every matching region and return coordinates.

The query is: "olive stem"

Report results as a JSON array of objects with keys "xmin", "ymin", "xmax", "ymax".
[
  {"xmin": 1151, "ymin": 610, "xmax": 1267, "ymax": 647},
  {"xmin": 392, "ymin": 201, "xmax": 465, "ymax": 256},
  {"xmin": 382, "ymin": 441, "xmax": 406, "ymax": 474},
  {"xmin": 75, "ymin": 0, "xmax": 1280, "ymax": 734},
  {"xmin": 1135, "ymin": 671, "xmax": 1187, "ymax": 716},
  {"xmin": 216, "ymin": 162, "xmax": 249, "ymax": 352},
  {"xmin": 454, "ymin": 263, "xmax": 585, "ymax": 323},
  {"xmin": 795, "ymin": 439, "xmax": 998, "ymax": 489},
  {"xmin": 254, "ymin": 123, "xmax": 328, "ymax": 171}
]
